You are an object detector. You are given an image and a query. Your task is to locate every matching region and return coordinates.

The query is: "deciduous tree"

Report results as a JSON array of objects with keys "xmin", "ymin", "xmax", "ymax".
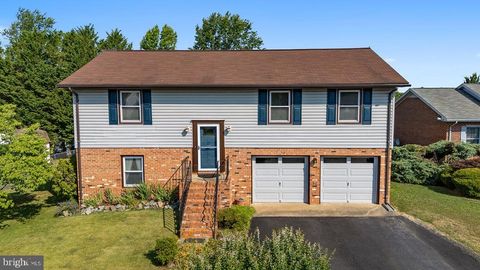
[{"xmin": 192, "ymin": 12, "xmax": 263, "ymax": 50}]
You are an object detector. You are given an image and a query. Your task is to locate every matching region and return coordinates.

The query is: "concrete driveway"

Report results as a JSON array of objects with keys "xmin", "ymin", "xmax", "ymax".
[{"xmin": 250, "ymin": 216, "xmax": 480, "ymax": 270}]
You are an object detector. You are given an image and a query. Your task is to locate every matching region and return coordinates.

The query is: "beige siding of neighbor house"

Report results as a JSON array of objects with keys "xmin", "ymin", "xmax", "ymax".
[{"xmin": 74, "ymin": 88, "xmax": 392, "ymax": 148}]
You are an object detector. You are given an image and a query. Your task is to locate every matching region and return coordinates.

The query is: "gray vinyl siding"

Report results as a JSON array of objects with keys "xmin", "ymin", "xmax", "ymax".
[{"xmin": 76, "ymin": 89, "xmax": 391, "ymax": 148}]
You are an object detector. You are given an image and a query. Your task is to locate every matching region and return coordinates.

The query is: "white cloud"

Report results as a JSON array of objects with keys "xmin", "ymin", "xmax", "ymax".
[{"xmin": 385, "ymin": 57, "xmax": 396, "ymax": 63}]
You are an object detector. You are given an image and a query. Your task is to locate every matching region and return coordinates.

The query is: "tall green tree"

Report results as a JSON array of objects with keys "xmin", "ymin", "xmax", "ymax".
[
  {"xmin": 61, "ymin": 24, "xmax": 99, "ymax": 73},
  {"xmin": 99, "ymin": 28, "xmax": 132, "ymax": 51},
  {"xmin": 140, "ymin": 25, "xmax": 160, "ymax": 50},
  {"xmin": 159, "ymin": 24, "xmax": 177, "ymax": 50},
  {"xmin": 464, "ymin": 72, "xmax": 480, "ymax": 84},
  {"xmin": 0, "ymin": 9, "xmax": 69, "ymax": 148},
  {"xmin": 192, "ymin": 12, "xmax": 263, "ymax": 50}
]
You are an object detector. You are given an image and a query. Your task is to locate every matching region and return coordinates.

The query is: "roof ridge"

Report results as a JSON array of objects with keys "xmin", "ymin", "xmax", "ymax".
[{"xmin": 99, "ymin": 47, "xmax": 372, "ymax": 53}]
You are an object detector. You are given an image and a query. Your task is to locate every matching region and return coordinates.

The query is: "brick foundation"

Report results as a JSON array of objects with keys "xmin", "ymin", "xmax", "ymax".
[{"xmin": 79, "ymin": 147, "xmax": 390, "ymax": 204}]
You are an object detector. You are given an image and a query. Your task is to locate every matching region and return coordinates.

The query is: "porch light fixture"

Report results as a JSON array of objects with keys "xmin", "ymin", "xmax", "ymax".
[{"xmin": 225, "ymin": 125, "xmax": 232, "ymax": 132}]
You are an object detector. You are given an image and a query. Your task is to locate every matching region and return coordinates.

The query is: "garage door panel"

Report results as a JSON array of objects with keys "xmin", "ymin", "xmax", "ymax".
[
  {"xmin": 253, "ymin": 157, "xmax": 307, "ymax": 203},
  {"xmin": 322, "ymin": 157, "xmax": 377, "ymax": 204}
]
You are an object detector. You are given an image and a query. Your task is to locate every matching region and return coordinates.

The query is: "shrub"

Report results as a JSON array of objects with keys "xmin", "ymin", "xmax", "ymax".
[
  {"xmin": 49, "ymin": 159, "xmax": 77, "ymax": 200},
  {"xmin": 135, "ymin": 183, "xmax": 151, "ymax": 201},
  {"xmin": 218, "ymin": 205, "xmax": 256, "ymax": 231},
  {"xmin": 451, "ymin": 168, "xmax": 480, "ymax": 198},
  {"xmin": 402, "ymin": 144, "xmax": 426, "ymax": 156},
  {"xmin": 392, "ymin": 146, "xmax": 441, "ymax": 185},
  {"xmin": 104, "ymin": 188, "xmax": 121, "ymax": 205},
  {"xmin": 425, "ymin": 140, "xmax": 455, "ymax": 162},
  {"xmin": 438, "ymin": 165, "xmax": 455, "ymax": 189},
  {"xmin": 450, "ymin": 156, "xmax": 480, "ymax": 170},
  {"xmin": 120, "ymin": 190, "xmax": 138, "ymax": 207},
  {"xmin": 175, "ymin": 227, "xmax": 331, "ymax": 270},
  {"xmin": 83, "ymin": 192, "xmax": 103, "ymax": 208},
  {"xmin": 149, "ymin": 184, "xmax": 167, "ymax": 202},
  {"xmin": 56, "ymin": 199, "xmax": 79, "ymax": 216},
  {"xmin": 153, "ymin": 236, "xmax": 178, "ymax": 266},
  {"xmin": 452, "ymin": 143, "xmax": 478, "ymax": 160},
  {"xmin": 392, "ymin": 145, "xmax": 423, "ymax": 160}
]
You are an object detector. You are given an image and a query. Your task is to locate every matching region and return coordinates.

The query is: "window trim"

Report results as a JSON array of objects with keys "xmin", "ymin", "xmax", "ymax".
[
  {"xmin": 337, "ymin": 90, "xmax": 361, "ymax": 124},
  {"xmin": 122, "ymin": 156, "xmax": 144, "ymax": 187},
  {"xmin": 465, "ymin": 126, "xmax": 480, "ymax": 144},
  {"xmin": 268, "ymin": 90, "xmax": 291, "ymax": 124},
  {"xmin": 119, "ymin": 90, "xmax": 142, "ymax": 124}
]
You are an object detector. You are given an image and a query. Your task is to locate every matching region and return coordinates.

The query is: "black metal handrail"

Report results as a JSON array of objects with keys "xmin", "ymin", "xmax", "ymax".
[{"xmin": 212, "ymin": 156, "xmax": 229, "ymax": 239}]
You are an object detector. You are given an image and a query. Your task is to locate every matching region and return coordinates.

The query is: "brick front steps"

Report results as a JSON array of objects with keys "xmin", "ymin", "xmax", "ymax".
[{"xmin": 180, "ymin": 179, "xmax": 217, "ymax": 239}]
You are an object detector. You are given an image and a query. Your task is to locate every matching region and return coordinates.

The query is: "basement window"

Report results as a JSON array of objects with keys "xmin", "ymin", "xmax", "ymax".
[{"xmin": 123, "ymin": 156, "xmax": 144, "ymax": 187}]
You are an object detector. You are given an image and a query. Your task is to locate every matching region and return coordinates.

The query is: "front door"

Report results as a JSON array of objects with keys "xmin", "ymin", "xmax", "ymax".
[{"xmin": 197, "ymin": 124, "xmax": 220, "ymax": 171}]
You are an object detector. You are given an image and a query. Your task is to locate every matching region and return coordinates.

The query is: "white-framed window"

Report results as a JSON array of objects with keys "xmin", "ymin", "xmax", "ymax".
[
  {"xmin": 338, "ymin": 90, "xmax": 360, "ymax": 123},
  {"xmin": 122, "ymin": 156, "xmax": 144, "ymax": 187},
  {"xmin": 120, "ymin": 90, "xmax": 142, "ymax": 123},
  {"xmin": 269, "ymin": 90, "xmax": 291, "ymax": 123},
  {"xmin": 466, "ymin": 127, "xmax": 480, "ymax": 144}
]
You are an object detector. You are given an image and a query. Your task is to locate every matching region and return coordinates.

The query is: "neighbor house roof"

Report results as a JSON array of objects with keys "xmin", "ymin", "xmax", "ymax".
[
  {"xmin": 15, "ymin": 128, "xmax": 50, "ymax": 142},
  {"xmin": 397, "ymin": 86, "xmax": 480, "ymax": 122},
  {"xmin": 58, "ymin": 48, "xmax": 409, "ymax": 88}
]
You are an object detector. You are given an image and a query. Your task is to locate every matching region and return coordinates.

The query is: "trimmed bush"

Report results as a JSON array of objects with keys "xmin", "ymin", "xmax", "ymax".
[
  {"xmin": 450, "ymin": 156, "xmax": 480, "ymax": 170},
  {"xmin": 49, "ymin": 159, "xmax": 77, "ymax": 200},
  {"xmin": 218, "ymin": 205, "xmax": 256, "ymax": 231},
  {"xmin": 452, "ymin": 143, "xmax": 479, "ymax": 160},
  {"xmin": 425, "ymin": 140, "xmax": 455, "ymax": 161},
  {"xmin": 175, "ymin": 227, "xmax": 331, "ymax": 270},
  {"xmin": 438, "ymin": 165, "xmax": 455, "ymax": 189},
  {"xmin": 154, "ymin": 236, "xmax": 178, "ymax": 266},
  {"xmin": 452, "ymin": 168, "xmax": 480, "ymax": 198},
  {"xmin": 392, "ymin": 146, "xmax": 440, "ymax": 185}
]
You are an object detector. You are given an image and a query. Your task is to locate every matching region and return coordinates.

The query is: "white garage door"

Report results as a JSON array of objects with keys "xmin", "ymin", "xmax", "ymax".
[
  {"xmin": 321, "ymin": 157, "xmax": 378, "ymax": 203},
  {"xmin": 253, "ymin": 157, "xmax": 307, "ymax": 203}
]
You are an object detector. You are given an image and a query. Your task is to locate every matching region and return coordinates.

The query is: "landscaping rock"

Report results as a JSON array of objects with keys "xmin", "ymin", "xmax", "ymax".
[
  {"xmin": 110, "ymin": 205, "xmax": 116, "ymax": 211},
  {"xmin": 85, "ymin": 207, "xmax": 93, "ymax": 215},
  {"xmin": 137, "ymin": 203, "xmax": 143, "ymax": 209},
  {"xmin": 157, "ymin": 201, "xmax": 164, "ymax": 208},
  {"xmin": 62, "ymin": 210, "xmax": 70, "ymax": 217}
]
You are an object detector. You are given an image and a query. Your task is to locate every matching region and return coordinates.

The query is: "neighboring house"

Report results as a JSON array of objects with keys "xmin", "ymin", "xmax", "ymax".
[
  {"xmin": 395, "ymin": 84, "xmax": 480, "ymax": 145},
  {"xmin": 59, "ymin": 48, "xmax": 408, "ymax": 237}
]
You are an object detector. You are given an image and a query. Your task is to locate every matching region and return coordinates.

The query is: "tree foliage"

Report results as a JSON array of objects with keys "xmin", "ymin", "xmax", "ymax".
[
  {"xmin": 159, "ymin": 24, "xmax": 177, "ymax": 50},
  {"xmin": 61, "ymin": 24, "xmax": 99, "ymax": 74},
  {"xmin": 99, "ymin": 28, "xmax": 132, "ymax": 51},
  {"xmin": 464, "ymin": 72, "xmax": 480, "ymax": 84},
  {"xmin": 140, "ymin": 25, "xmax": 160, "ymax": 50},
  {"xmin": 192, "ymin": 12, "xmax": 263, "ymax": 50}
]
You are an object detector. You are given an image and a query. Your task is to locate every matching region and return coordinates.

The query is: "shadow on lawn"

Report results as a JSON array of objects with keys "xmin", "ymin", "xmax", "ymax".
[
  {"xmin": 0, "ymin": 192, "xmax": 44, "ymax": 228},
  {"xmin": 426, "ymin": 185, "xmax": 466, "ymax": 198}
]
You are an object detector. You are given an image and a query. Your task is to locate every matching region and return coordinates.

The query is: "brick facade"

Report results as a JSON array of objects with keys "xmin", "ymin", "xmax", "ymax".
[
  {"xmin": 79, "ymin": 147, "xmax": 390, "ymax": 204},
  {"xmin": 395, "ymin": 97, "xmax": 449, "ymax": 145}
]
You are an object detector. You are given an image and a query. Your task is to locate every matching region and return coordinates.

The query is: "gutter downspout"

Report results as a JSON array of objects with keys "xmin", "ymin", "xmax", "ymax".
[
  {"xmin": 383, "ymin": 89, "xmax": 395, "ymax": 211},
  {"xmin": 448, "ymin": 121, "xmax": 459, "ymax": 141},
  {"xmin": 69, "ymin": 87, "xmax": 83, "ymax": 205}
]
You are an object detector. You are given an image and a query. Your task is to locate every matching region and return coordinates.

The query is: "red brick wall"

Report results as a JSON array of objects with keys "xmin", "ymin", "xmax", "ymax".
[
  {"xmin": 79, "ymin": 147, "xmax": 390, "ymax": 204},
  {"xmin": 450, "ymin": 123, "xmax": 480, "ymax": 142},
  {"xmin": 395, "ymin": 97, "xmax": 449, "ymax": 145}
]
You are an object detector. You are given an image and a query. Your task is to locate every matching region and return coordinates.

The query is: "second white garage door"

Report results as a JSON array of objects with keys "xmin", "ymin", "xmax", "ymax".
[
  {"xmin": 253, "ymin": 156, "xmax": 307, "ymax": 203},
  {"xmin": 321, "ymin": 157, "xmax": 378, "ymax": 203}
]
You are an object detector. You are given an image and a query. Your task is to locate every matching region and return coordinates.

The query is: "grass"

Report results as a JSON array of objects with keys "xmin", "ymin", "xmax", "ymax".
[
  {"xmin": 391, "ymin": 182, "xmax": 480, "ymax": 254},
  {"xmin": 0, "ymin": 190, "xmax": 176, "ymax": 270}
]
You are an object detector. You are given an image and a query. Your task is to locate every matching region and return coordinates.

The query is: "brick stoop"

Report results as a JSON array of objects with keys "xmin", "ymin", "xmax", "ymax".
[{"xmin": 180, "ymin": 179, "xmax": 217, "ymax": 239}]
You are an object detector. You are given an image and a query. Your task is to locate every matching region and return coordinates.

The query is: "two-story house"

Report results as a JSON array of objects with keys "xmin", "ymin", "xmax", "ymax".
[{"xmin": 59, "ymin": 48, "xmax": 409, "ymax": 238}]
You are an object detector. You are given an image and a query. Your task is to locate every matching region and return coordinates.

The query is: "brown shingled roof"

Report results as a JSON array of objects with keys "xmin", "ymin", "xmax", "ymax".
[{"xmin": 58, "ymin": 48, "xmax": 409, "ymax": 88}]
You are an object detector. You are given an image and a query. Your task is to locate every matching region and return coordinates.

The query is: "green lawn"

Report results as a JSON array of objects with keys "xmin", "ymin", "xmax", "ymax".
[
  {"xmin": 0, "ymin": 191, "xmax": 176, "ymax": 270},
  {"xmin": 391, "ymin": 182, "xmax": 480, "ymax": 254}
]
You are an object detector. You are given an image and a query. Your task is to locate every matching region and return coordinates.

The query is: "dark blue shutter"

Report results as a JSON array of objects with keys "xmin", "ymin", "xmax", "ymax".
[
  {"xmin": 108, "ymin": 90, "xmax": 118, "ymax": 125},
  {"xmin": 258, "ymin": 89, "xmax": 268, "ymax": 125},
  {"xmin": 327, "ymin": 89, "xmax": 337, "ymax": 125},
  {"xmin": 362, "ymin": 89, "xmax": 372, "ymax": 125},
  {"xmin": 143, "ymin": 90, "xmax": 152, "ymax": 125},
  {"xmin": 292, "ymin": 89, "xmax": 302, "ymax": 125}
]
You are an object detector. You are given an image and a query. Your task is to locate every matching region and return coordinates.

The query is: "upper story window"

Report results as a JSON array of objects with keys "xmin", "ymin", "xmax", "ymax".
[
  {"xmin": 338, "ymin": 90, "xmax": 360, "ymax": 123},
  {"xmin": 269, "ymin": 90, "xmax": 291, "ymax": 123},
  {"xmin": 123, "ymin": 156, "xmax": 144, "ymax": 187},
  {"xmin": 120, "ymin": 90, "xmax": 142, "ymax": 123},
  {"xmin": 466, "ymin": 127, "xmax": 480, "ymax": 144}
]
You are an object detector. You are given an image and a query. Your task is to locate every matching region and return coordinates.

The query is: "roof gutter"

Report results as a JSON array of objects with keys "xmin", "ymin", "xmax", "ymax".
[
  {"xmin": 68, "ymin": 87, "xmax": 83, "ymax": 205},
  {"xmin": 383, "ymin": 89, "xmax": 396, "ymax": 210}
]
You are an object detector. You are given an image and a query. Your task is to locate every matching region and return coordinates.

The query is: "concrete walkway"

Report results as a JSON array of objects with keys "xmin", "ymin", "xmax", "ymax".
[{"xmin": 253, "ymin": 203, "xmax": 394, "ymax": 217}]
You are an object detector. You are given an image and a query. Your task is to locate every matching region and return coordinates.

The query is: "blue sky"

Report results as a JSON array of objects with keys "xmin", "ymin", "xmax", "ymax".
[{"xmin": 1, "ymin": 0, "xmax": 479, "ymax": 90}]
